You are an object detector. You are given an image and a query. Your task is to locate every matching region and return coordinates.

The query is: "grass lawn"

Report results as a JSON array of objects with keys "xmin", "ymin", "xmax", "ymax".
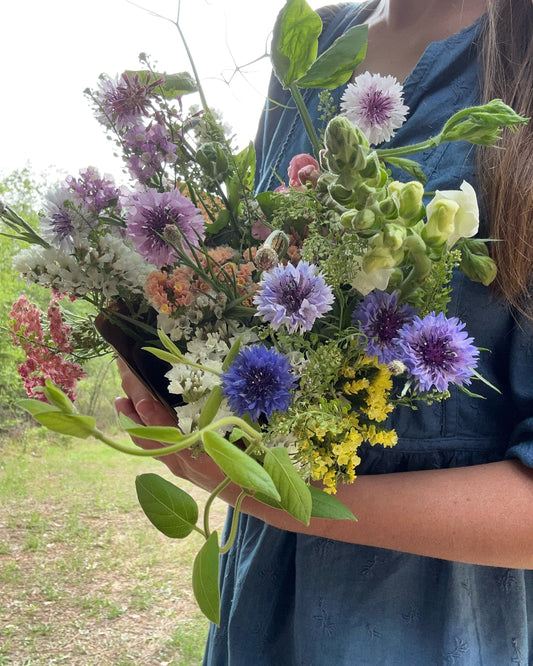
[{"xmin": 0, "ymin": 426, "xmax": 226, "ymax": 665}]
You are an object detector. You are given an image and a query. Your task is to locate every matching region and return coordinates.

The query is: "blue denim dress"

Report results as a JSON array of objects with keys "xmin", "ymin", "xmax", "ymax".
[{"xmin": 203, "ymin": 4, "xmax": 533, "ymax": 664}]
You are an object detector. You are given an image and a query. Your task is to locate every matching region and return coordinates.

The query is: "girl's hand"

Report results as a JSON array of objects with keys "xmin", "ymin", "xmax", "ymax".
[{"xmin": 114, "ymin": 359, "xmax": 227, "ymax": 493}]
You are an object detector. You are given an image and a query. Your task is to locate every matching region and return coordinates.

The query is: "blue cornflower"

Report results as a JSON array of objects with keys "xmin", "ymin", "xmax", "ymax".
[
  {"xmin": 397, "ymin": 312, "xmax": 479, "ymax": 392},
  {"xmin": 352, "ymin": 290, "xmax": 416, "ymax": 364},
  {"xmin": 221, "ymin": 345, "xmax": 296, "ymax": 422},
  {"xmin": 254, "ymin": 261, "xmax": 334, "ymax": 333}
]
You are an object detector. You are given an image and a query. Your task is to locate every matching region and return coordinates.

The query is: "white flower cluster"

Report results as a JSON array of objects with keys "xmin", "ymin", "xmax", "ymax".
[
  {"xmin": 13, "ymin": 235, "xmax": 154, "ymax": 298},
  {"xmin": 155, "ymin": 291, "xmax": 230, "ymax": 342}
]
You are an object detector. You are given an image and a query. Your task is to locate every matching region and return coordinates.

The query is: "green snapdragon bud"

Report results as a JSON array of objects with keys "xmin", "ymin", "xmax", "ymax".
[
  {"xmin": 440, "ymin": 99, "xmax": 529, "ymax": 146},
  {"xmin": 388, "ymin": 180, "xmax": 425, "ymax": 221},
  {"xmin": 340, "ymin": 208, "xmax": 376, "ymax": 232},
  {"xmin": 383, "ymin": 223, "xmax": 407, "ymax": 251},
  {"xmin": 323, "ymin": 117, "xmax": 369, "ymax": 189},
  {"xmin": 362, "ymin": 240, "xmax": 403, "ymax": 274},
  {"xmin": 421, "ymin": 199, "xmax": 459, "ymax": 249},
  {"xmin": 459, "ymin": 239, "xmax": 498, "ymax": 286},
  {"xmin": 195, "ymin": 142, "xmax": 231, "ymax": 182}
]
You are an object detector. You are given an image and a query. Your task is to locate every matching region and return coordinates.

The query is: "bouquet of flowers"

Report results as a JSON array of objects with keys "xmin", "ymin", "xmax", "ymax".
[{"xmin": 2, "ymin": 0, "xmax": 527, "ymax": 623}]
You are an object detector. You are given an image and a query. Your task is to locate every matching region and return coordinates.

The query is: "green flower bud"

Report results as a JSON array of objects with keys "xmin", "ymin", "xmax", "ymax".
[
  {"xmin": 362, "ymin": 243, "xmax": 403, "ymax": 274},
  {"xmin": 440, "ymin": 99, "xmax": 529, "ymax": 146},
  {"xmin": 195, "ymin": 141, "xmax": 231, "ymax": 182},
  {"xmin": 340, "ymin": 208, "xmax": 376, "ymax": 231},
  {"xmin": 323, "ymin": 117, "xmax": 369, "ymax": 189},
  {"xmin": 459, "ymin": 239, "xmax": 498, "ymax": 286},
  {"xmin": 383, "ymin": 223, "xmax": 407, "ymax": 250},
  {"xmin": 421, "ymin": 199, "xmax": 459, "ymax": 248},
  {"xmin": 388, "ymin": 180, "xmax": 425, "ymax": 220}
]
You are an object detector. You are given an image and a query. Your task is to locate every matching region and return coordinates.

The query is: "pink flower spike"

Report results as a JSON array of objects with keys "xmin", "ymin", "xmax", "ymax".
[{"xmin": 340, "ymin": 72, "xmax": 409, "ymax": 145}]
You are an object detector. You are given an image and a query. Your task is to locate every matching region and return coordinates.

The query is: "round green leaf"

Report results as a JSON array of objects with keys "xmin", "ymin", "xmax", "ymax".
[{"xmin": 135, "ymin": 473, "xmax": 199, "ymax": 538}]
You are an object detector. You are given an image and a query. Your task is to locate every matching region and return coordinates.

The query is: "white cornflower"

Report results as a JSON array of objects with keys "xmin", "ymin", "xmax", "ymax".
[{"xmin": 341, "ymin": 71, "xmax": 409, "ymax": 145}]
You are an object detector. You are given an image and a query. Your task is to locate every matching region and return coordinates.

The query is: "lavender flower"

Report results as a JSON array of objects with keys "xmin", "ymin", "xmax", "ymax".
[
  {"xmin": 65, "ymin": 167, "xmax": 120, "ymax": 214},
  {"xmin": 352, "ymin": 290, "xmax": 416, "ymax": 364},
  {"xmin": 254, "ymin": 261, "xmax": 334, "ymax": 334},
  {"xmin": 397, "ymin": 312, "xmax": 479, "ymax": 392},
  {"xmin": 122, "ymin": 188, "xmax": 206, "ymax": 267},
  {"xmin": 221, "ymin": 345, "xmax": 296, "ymax": 421},
  {"xmin": 94, "ymin": 72, "xmax": 162, "ymax": 129},
  {"xmin": 124, "ymin": 122, "xmax": 177, "ymax": 183},
  {"xmin": 340, "ymin": 72, "xmax": 409, "ymax": 145}
]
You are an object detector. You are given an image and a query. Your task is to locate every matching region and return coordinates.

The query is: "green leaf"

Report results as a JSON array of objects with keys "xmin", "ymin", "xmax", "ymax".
[
  {"xmin": 141, "ymin": 346, "xmax": 179, "ymax": 365},
  {"xmin": 263, "ymin": 448, "xmax": 312, "ymax": 524},
  {"xmin": 222, "ymin": 336, "xmax": 242, "ymax": 371},
  {"xmin": 135, "ymin": 473, "xmax": 199, "ymax": 538},
  {"xmin": 33, "ymin": 412, "xmax": 97, "ymax": 439},
  {"xmin": 125, "ymin": 69, "xmax": 197, "ymax": 97},
  {"xmin": 202, "ymin": 431, "xmax": 280, "ymax": 501},
  {"xmin": 18, "ymin": 399, "xmax": 61, "ymax": 416},
  {"xmin": 379, "ymin": 156, "xmax": 428, "ymax": 185},
  {"xmin": 309, "ymin": 485, "xmax": 357, "ymax": 521},
  {"xmin": 198, "ymin": 385, "xmax": 223, "ymax": 430},
  {"xmin": 271, "ymin": 0, "xmax": 323, "ymax": 88},
  {"xmin": 256, "ymin": 191, "xmax": 285, "ymax": 221},
  {"xmin": 159, "ymin": 71, "xmax": 198, "ymax": 97},
  {"xmin": 119, "ymin": 413, "xmax": 192, "ymax": 445},
  {"xmin": 232, "ymin": 142, "xmax": 256, "ymax": 191},
  {"xmin": 205, "ymin": 208, "xmax": 230, "ymax": 235},
  {"xmin": 192, "ymin": 532, "xmax": 220, "ymax": 625},
  {"xmin": 296, "ymin": 24, "xmax": 368, "ymax": 89},
  {"xmin": 42, "ymin": 379, "xmax": 75, "ymax": 413}
]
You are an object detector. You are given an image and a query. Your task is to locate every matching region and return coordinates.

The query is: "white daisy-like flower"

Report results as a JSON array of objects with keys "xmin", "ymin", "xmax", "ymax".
[{"xmin": 340, "ymin": 71, "xmax": 409, "ymax": 145}]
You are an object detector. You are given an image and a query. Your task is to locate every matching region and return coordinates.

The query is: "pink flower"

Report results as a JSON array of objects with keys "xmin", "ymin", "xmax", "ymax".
[
  {"xmin": 9, "ymin": 295, "xmax": 86, "ymax": 402},
  {"xmin": 287, "ymin": 154, "xmax": 320, "ymax": 189}
]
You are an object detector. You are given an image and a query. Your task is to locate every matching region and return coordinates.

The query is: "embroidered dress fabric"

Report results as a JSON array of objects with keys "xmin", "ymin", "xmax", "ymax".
[{"xmin": 203, "ymin": 4, "xmax": 533, "ymax": 664}]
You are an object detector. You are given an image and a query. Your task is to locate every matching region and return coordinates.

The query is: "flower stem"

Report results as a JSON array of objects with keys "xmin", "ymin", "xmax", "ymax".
[
  {"xmin": 220, "ymin": 491, "xmax": 247, "ymax": 554},
  {"xmin": 289, "ymin": 83, "xmax": 322, "ymax": 159},
  {"xmin": 93, "ymin": 428, "xmax": 199, "ymax": 457},
  {"xmin": 203, "ymin": 477, "xmax": 232, "ymax": 538},
  {"xmin": 376, "ymin": 135, "xmax": 441, "ymax": 158}
]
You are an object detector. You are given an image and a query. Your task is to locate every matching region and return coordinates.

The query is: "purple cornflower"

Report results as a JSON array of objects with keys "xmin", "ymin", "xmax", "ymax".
[
  {"xmin": 95, "ymin": 72, "xmax": 162, "ymax": 130},
  {"xmin": 124, "ymin": 122, "xmax": 177, "ymax": 184},
  {"xmin": 340, "ymin": 72, "xmax": 409, "ymax": 145},
  {"xmin": 397, "ymin": 312, "xmax": 479, "ymax": 393},
  {"xmin": 41, "ymin": 186, "xmax": 96, "ymax": 249},
  {"xmin": 254, "ymin": 261, "xmax": 334, "ymax": 334},
  {"xmin": 221, "ymin": 344, "xmax": 296, "ymax": 422},
  {"xmin": 65, "ymin": 167, "xmax": 120, "ymax": 215},
  {"xmin": 122, "ymin": 188, "xmax": 206, "ymax": 267},
  {"xmin": 352, "ymin": 290, "xmax": 416, "ymax": 365}
]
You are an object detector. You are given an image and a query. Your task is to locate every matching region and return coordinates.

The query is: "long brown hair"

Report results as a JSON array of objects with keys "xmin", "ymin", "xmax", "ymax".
[{"xmin": 478, "ymin": 0, "xmax": 533, "ymax": 314}]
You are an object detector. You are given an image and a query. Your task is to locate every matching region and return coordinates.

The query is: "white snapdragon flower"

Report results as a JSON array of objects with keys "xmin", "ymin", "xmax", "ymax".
[{"xmin": 426, "ymin": 180, "xmax": 479, "ymax": 249}]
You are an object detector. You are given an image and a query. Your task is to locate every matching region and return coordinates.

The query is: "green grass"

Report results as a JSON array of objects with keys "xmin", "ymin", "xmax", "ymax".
[{"xmin": 0, "ymin": 427, "xmax": 226, "ymax": 665}]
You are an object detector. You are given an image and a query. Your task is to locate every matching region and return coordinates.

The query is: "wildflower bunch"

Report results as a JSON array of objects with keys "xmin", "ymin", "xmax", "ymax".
[{"xmin": 3, "ymin": 0, "xmax": 528, "ymax": 625}]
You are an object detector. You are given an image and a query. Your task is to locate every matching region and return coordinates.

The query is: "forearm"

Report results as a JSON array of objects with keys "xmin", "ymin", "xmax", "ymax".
[{"xmin": 239, "ymin": 459, "xmax": 533, "ymax": 569}]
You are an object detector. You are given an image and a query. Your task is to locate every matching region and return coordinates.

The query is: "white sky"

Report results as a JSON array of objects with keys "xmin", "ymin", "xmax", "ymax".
[{"xmin": 0, "ymin": 0, "xmax": 326, "ymax": 182}]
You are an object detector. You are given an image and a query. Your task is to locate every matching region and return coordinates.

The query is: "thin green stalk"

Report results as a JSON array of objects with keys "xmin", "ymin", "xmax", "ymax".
[
  {"xmin": 220, "ymin": 491, "xmax": 247, "ymax": 554},
  {"xmin": 289, "ymin": 83, "xmax": 322, "ymax": 159},
  {"xmin": 93, "ymin": 428, "xmax": 199, "ymax": 457},
  {"xmin": 376, "ymin": 136, "xmax": 441, "ymax": 159},
  {"xmin": 203, "ymin": 478, "xmax": 232, "ymax": 538}
]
